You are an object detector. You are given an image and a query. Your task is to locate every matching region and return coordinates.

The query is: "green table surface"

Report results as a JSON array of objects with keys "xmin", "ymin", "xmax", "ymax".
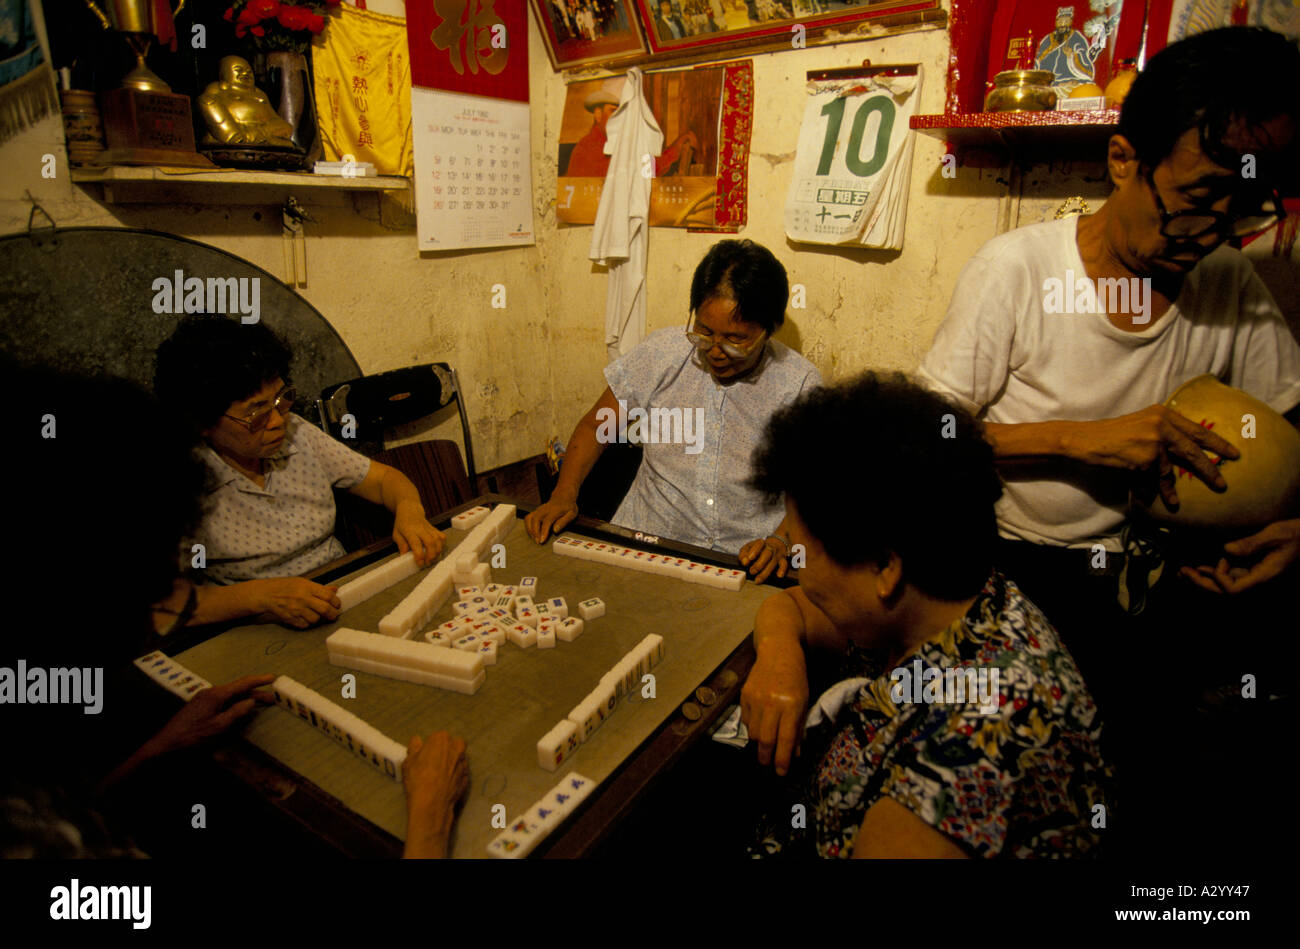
[{"xmin": 175, "ymin": 511, "xmax": 770, "ymax": 857}]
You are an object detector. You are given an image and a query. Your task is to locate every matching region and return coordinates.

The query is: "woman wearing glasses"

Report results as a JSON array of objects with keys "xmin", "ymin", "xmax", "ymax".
[
  {"xmin": 153, "ymin": 317, "xmax": 444, "ymax": 629},
  {"xmin": 525, "ymin": 239, "xmax": 822, "ymax": 581}
]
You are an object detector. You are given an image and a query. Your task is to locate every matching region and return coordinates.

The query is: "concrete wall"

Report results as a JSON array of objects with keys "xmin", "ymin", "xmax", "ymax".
[{"xmin": 0, "ymin": 1, "xmax": 1118, "ymax": 472}]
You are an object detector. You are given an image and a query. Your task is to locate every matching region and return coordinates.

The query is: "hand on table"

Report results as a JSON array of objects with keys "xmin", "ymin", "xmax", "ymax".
[
  {"xmin": 739, "ymin": 536, "xmax": 790, "ymax": 583},
  {"xmin": 525, "ymin": 497, "xmax": 579, "ymax": 543},
  {"xmin": 1069, "ymin": 405, "xmax": 1239, "ymax": 510},
  {"xmin": 402, "ymin": 731, "xmax": 469, "ymax": 859},
  {"xmin": 1180, "ymin": 518, "xmax": 1300, "ymax": 594},
  {"xmin": 739, "ymin": 642, "xmax": 809, "ymax": 777},
  {"xmin": 145, "ymin": 674, "xmax": 277, "ymax": 758},
  {"xmin": 393, "ymin": 505, "xmax": 445, "ymax": 566},
  {"xmin": 252, "ymin": 578, "xmax": 341, "ymax": 628}
]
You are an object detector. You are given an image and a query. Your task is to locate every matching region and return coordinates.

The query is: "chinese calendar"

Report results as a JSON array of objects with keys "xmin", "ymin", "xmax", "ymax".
[
  {"xmin": 784, "ymin": 69, "xmax": 923, "ymax": 250},
  {"xmin": 411, "ymin": 87, "xmax": 534, "ymax": 250}
]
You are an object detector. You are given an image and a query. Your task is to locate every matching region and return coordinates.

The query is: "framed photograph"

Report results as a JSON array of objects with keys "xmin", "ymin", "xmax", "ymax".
[
  {"xmin": 530, "ymin": 0, "xmax": 648, "ymax": 70},
  {"xmin": 634, "ymin": 0, "xmax": 942, "ymax": 58}
]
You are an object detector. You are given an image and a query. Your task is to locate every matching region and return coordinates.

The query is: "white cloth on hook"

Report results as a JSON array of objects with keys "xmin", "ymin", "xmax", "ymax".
[{"xmin": 590, "ymin": 67, "xmax": 664, "ymax": 362}]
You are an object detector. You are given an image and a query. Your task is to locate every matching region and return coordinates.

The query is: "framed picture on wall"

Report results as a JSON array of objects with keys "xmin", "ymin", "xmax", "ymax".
[
  {"xmin": 530, "ymin": 0, "xmax": 648, "ymax": 70},
  {"xmin": 634, "ymin": 0, "xmax": 942, "ymax": 58}
]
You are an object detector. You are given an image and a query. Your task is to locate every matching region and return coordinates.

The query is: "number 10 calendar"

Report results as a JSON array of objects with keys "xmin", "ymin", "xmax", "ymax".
[{"xmin": 784, "ymin": 67, "xmax": 922, "ymax": 250}]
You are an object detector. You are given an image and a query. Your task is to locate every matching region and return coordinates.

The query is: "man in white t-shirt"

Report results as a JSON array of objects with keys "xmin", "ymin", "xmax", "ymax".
[{"xmin": 919, "ymin": 27, "xmax": 1299, "ymax": 857}]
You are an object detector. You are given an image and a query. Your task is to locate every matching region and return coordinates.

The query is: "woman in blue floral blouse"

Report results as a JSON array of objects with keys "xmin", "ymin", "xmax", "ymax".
[{"xmin": 739, "ymin": 373, "xmax": 1111, "ymax": 858}]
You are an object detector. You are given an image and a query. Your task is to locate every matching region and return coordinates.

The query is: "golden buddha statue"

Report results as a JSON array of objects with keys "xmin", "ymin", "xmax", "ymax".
[{"xmin": 198, "ymin": 56, "xmax": 296, "ymax": 148}]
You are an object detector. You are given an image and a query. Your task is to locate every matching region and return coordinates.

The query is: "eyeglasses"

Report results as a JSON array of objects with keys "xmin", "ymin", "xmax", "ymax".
[
  {"xmin": 1143, "ymin": 167, "xmax": 1284, "ymax": 240},
  {"xmin": 224, "ymin": 386, "xmax": 296, "ymax": 432},
  {"xmin": 684, "ymin": 311, "xmax": 767, "ymax": 359}
]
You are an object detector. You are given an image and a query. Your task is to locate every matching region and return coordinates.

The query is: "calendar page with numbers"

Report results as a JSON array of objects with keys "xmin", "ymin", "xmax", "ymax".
[
  {"xmin": 784, "ymin": 67, "xmax": 922, "ymax": 250},
  {"xmin": 411, "ymin": 87, "xmax": 536, "ymax": 251}
]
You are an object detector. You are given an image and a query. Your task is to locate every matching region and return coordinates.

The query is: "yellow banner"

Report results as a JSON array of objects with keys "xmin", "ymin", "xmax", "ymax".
[{"xmin": 312, "ymin": 4, "xmax": 413, "ymax": 177}]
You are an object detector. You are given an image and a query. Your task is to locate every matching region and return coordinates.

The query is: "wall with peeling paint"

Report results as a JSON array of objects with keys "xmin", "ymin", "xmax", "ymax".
[{"xmin": 1, "ymin": 1, "xmax": 1118, "ymax": 477}]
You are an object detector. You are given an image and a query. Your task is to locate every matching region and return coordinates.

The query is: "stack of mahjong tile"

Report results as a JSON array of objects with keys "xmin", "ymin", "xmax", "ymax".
[
  {"xmin": 486, "ymin": 772, "xmax": 597, "ymax": 858},
  {"xmin": 133, "ymin": 651, "xmax": 212, "ymax": 700},
  {"xmin": 326, "ymin": 627, "xmax": 486, "ymax": 694},
  {"xmin": 374, "ymin": 503, "xmax": 517, "ymax": 638},
  {"xmin": 335, "ymin": 550, "xmax": 421, "ymax": 613},
  {"xmin": 271, "ymin": 675, "xmax": 406, "ymax": 781},
  {"xmin": 449, "ymin": 505, "xmax": 491, "ymax": 531},
  {"xmin": 551, "ymin": 535, "xmax": 746, "ymax": 590},
  {"xmin": 536, "ymin": 633, "xmax": 664, "ymax": 771},
  {"xmin": 427, "ymin": 580, "xmax": 586, "ymax": 659}
]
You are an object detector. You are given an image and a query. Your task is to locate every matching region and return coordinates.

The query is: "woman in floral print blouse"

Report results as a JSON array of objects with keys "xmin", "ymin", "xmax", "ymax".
[{"xmin": 739, "ymin": 373, "xmax": 1111, "ymax": 858}]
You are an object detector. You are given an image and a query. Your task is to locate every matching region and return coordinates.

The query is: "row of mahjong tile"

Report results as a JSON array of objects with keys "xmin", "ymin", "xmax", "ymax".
[
  {"xmin": 536, "ymin": 633, "xmax": 664, "ymax": 772},
  {"xmin": 326, "ymin": 627, "xmax": 486, "ymax": 695},
  {"xmin": 551, "ymin": 536, "xmax": 746, "ymax": 591},
  {"xmin": 132, "ymin": 651, "xmax": 212, "ymax": 700},
  {"xmin": 271, "ymin": 674, "xmax": 407, "ymax": 780},
  {"xmin": 486, "ymin": 772, "xmax": 596, "ymax": 858}
]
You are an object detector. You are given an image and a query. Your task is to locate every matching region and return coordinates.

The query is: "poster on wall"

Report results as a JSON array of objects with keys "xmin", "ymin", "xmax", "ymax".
[
  {"xmin": 406, "ymin": 0, "xmax": 535, "ymax": 250},
  {"xmin": 784, "ymin": 66, "xmax": 922, "ymax": 250},
  {"xmin": 555, "ymin": 62, "xmax": 752, "ymax": 230},
  {"xmin": 1144, "ymin": 0, "xmax": 1300, "ymax": 60}
]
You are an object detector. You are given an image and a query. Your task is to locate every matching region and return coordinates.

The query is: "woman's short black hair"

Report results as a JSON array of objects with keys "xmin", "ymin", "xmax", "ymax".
[
  {"xmin": 154, "ymin": 316, "xmax": 292, "ymax": 433},
  {"xmin": 748, "ymin": 372, "xmax": 1004, "ymax": 601},
  {"xmin": 690, "ymin": 239, "xmax": 789, "ymax": 334},
  {"xmin": 1118, "ymin": 27, "xmax": 1299, "ymax": 186}
]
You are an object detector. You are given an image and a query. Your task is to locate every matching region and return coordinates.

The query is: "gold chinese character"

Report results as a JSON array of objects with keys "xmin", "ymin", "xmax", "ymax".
[{"xmin": 431, "ymin": 0, "xmax": 507, "ymax": 77}]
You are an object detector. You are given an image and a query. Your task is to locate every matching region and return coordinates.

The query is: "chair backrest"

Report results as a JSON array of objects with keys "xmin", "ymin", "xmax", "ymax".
[
  {"xmin": 333, "ymin": 439, "xmax": 472, "ymax": 550},
  {"xmin": 318, "ymin": 363, "xmax": 476, "ymax": 486}
]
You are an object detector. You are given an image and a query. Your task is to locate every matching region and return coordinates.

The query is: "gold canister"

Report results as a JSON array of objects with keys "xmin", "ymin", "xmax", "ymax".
[
  {"xmin": 984, "ymin": 70, "xmax": 1058, "ymax": 113},
  {"xmin": 60, "ymin": 89, "xmax": 106, "ymax": 164}
]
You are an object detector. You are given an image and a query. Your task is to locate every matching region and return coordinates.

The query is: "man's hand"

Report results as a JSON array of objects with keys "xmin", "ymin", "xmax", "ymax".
[
  {"xmin": 393, "ymin": 502, "xmax": 445, "ymax": 566},
  {"xmin": 525, "ymin": 497, "xmax": 579, "ymax": 543},
  {"xmin": 253, "ymin": 578, "xmax": 341, "ymax": 628},
  {"xmin": 1180, "ymin": 517, "xmax": 1300, "ymax": 594},
  {"xmin": 402, "ymin": 732, "xmax": 469, "ymax": 859},
  {"xmin": 739, "ymin": 536, "xmax": 790, "ymax": 583},
  {"xmin": 1065, "ymin": 404, "xmax": 1240, "ymax": 509},
  {"xmin": 144, "ymin": 674, "xmax": 277, "ymax": 758},
  {"xmin": 740, "ymin": 640, "xmax": 809, "ymax": 777}
]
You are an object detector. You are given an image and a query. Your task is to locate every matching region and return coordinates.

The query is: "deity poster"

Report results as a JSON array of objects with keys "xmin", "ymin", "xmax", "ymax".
[{"xmin": 784, "ymin": 67, "xmax": 922, "ymax": 250}]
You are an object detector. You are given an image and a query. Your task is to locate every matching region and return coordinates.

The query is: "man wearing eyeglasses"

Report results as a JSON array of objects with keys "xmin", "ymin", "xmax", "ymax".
[
  {"xmin": 525, "ymin": 239, "xmax": 822, "ymax": 580},
  {"xmin": 154, "ymin": 318, "xmax": 445, "ymax": 630},
  {"xmin": 917, "ymin": 27, "xmax": 1299, "ymax": 855}
]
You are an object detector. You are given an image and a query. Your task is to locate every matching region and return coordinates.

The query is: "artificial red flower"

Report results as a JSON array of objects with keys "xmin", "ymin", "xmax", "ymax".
[
  {"xmin": 222, "ymin": 6, "xmax": 234, "ymax": 21},
  {"xmin": 305, "ymin": 12, "xmax": 325, "ymax": 32},
  {"xmin": 234, "ymin": 22, "xmax": 246, "ymax": 36},
  {"xmin": 277, "ymin": 3, "xmax": 310, "ymax": 29},
  {"xmin": 251, "ymin": 25, "xmax": 265, "ymax": 36},
  {"xmin": 237, "ymin": 7, "xmax": 261, "ymax": 25},
  {"xmin": 248, "ymin": 0, "xmax": 281, "ymax": 20}
]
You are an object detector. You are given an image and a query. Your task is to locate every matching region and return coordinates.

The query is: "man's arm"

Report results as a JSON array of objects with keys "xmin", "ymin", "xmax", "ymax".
[
  {"xmin": 524, "ymin": 386, "xmax": 619, "ymax": 542},
  {"xmin": 984, "ymin": 405, "xmax": 1239, "ymax": 511}
]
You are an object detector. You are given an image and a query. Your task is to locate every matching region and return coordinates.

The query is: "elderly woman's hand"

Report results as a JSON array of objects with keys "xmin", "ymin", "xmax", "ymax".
[
  {"xmin": 393, "ymin": 501, "xmax": 445, "ymax": 566},
  {"xmin": 251, "ymin": 577, "xmax": 341, "ymax": 628},
  {"xmin": 740, "ymin": 638, "xmax": 809, "ymax": 777},
  {"xmin": 739, "ymin": 535, "xmax": 790, "ymax": 583}
]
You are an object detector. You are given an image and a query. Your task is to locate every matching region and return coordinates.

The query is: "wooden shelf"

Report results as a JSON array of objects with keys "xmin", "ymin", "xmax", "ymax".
[
  {"xmin": 70, "ymin": 164, "xmax": 411, "ymax": 205},
  {"xmin": 910, "ymin": 109, "xmax": 1120, "ymax": 156}
]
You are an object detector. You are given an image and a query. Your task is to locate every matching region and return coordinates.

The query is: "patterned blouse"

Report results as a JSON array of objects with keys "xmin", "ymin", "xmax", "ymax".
[{"xmin": 753, "ymin": 572, "xmax": 1111, "ymax": 859}]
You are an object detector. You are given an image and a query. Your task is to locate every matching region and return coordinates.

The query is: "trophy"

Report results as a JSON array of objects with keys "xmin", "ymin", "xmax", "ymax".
[{"xmin": 83, "ymin": 0, "xmax": 213, "ymax": 167}]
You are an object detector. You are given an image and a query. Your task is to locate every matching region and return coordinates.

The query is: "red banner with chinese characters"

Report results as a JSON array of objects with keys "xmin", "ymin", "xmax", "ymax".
[{"xmin": 406, "ymin": 0, "xmax": 529, "ymax": 102}]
